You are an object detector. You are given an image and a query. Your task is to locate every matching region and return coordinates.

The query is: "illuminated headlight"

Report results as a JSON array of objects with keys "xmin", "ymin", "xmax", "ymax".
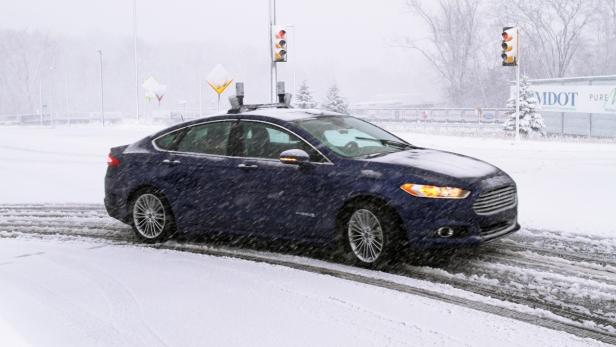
[{"xmin": 400, "ymin": 183, "xmax": 470, "ymax": 199}]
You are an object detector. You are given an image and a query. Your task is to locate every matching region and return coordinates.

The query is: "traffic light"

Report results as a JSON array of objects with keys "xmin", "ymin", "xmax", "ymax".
[
  {"xmin": 501, "ymin": 27, "xmax": 518, "ymax": 66},
  {"xmin": 273, "ymin": 26, "xmax": 287, "ymax": 62}
]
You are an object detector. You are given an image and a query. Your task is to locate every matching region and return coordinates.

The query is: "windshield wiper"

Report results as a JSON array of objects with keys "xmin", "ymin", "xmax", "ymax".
[
  {"xmin": 362, "ymin": 151, "xmax": 392, "ymax": 159},
  {"xmin": 354, "ymin": 137, "xmax": 414, "ymax": 149}
]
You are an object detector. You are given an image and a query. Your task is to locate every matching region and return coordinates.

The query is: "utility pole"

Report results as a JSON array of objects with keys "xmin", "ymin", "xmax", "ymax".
[
  {"xmin": 269, "ymin": 0, "xmax": 277, "ymax": 102},
  {"xmin": 97, "ymin": 50, "xmax": 105, "ymax": 127},
  {"xmin": 133, "ymin": 0, "xmax": 140, "ymax": 121}
]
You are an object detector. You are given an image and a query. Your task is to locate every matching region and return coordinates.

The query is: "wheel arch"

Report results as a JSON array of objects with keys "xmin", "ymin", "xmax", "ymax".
[{"xmin": 335, "ymin": 194, "xmax": 407, "ymax": 241}]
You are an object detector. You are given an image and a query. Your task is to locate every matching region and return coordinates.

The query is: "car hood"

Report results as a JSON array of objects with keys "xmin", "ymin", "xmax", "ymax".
[{"xmin": 366, "ymin": 148, "xmax": 499, "ymax": 179}]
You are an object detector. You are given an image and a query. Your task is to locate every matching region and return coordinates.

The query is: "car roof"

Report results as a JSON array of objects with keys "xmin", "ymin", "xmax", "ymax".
[
  {"xmin": 235, "ymin": 108, "xmax": 346, "ymax": 122},
  {"xmin": 150, "ymin": 108, "xmax": 347, "ymax": 139}
]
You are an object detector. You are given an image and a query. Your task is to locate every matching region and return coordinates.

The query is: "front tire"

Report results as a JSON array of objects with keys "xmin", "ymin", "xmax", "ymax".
[
  {"xmin": 130, "ymin": 189, "xmax": 176, "ymax": 243},
  {"xmin": 337, "ymin": 201, "xmax": 404, "ymax": 268}
]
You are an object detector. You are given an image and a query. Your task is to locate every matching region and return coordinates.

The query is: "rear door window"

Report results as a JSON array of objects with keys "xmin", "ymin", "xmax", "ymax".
[
  {"xmin": 175, "ymin": 121, "xmax": 232, "ymax": 155},
  {"xmin": 154, "ymin": 130, "xmax": 183, "ymax": 150}
]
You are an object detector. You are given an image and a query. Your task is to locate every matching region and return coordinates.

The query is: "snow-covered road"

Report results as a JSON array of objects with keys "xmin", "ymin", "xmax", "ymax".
[{"xmin": 1, "ymin": 204, "xmax": 615, "ymax": 345}]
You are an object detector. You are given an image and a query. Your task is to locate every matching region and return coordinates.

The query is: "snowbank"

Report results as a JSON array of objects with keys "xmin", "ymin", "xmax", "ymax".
[{"xmin": 0, "ymin": 125, "xmax": 161, "ymax": 203}]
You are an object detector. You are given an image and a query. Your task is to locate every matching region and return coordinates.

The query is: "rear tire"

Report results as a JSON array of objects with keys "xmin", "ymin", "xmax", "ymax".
[
  {"xmin": 336, "ymin": 201, "xmax": 405, "ymax": 269},
  {"xmin": 130, "ymin": 188, "xmax": 176, "ymax": 243}
]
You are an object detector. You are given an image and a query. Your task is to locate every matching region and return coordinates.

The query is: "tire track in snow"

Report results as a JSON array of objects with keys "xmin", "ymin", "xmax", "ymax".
[
  {"xmin": 501, "ymin": 229, "xmax": 616, "ymax": 266},
  {"xmin": 1, "ymin": 204, "xmax": 616, "ymax": 344},
  {"xmin": 402, "ymin": 260, "xmax": 616, "ymax": 330}
]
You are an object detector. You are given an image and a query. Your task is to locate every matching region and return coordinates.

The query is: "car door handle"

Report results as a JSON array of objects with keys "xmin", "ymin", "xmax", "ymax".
[
  {"xmin": 162, "ymin": 159, "xmax": 181, "ymax": 165},
  {"xmin": 238, "ymin": 163, "xmax": 258, "ymax": 169}
]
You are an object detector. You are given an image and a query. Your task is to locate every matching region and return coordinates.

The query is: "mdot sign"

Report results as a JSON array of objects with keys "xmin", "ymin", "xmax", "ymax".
[{"xmin": 522, "ymin": 85, "xmax": 616, "ymax": 114}]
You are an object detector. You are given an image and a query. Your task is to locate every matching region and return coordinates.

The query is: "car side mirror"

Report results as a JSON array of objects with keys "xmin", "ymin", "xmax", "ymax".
[{"xmin": 279, "ymin": 149, "xmax": 310, "ymax": 165}]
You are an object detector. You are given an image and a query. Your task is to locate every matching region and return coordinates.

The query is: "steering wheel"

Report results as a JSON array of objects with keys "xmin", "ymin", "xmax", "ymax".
[{"xmin": 343, "ymin": 141, "xmax": 360, "ymax": 156}]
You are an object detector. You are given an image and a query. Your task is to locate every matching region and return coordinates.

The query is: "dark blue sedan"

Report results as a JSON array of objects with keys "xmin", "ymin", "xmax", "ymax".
[{"xmin": 105, "ymin": 107, "xmax": 519, "ymax": 266}]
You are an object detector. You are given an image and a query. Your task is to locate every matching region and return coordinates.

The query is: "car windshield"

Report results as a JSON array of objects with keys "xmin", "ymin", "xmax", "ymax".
[{"xmin": 293, "ymin": 116, "xmax": 413, "ymax": 158}]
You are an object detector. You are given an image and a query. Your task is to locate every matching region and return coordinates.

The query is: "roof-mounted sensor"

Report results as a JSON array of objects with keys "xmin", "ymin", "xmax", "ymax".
[{"xmin": 228, "ymin": 82, "xmax": 293, "ymax": 114}]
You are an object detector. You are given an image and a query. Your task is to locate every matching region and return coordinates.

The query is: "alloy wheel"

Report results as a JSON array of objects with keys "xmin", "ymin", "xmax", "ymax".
[
  {"xmin": 347, "ymin": 209, "xmax": 384, "ymax": 263},
  {"xmin": 133, "ymin": 193, "xmax": 166, "ymax": 239}
]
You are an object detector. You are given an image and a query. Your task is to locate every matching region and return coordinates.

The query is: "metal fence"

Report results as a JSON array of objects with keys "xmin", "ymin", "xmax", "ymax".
[
  {"xmin": 0, "ymin": 109, "xmax": 216, "ymax": 126},
  {"xmin": 350, "ymin": 107, "xmax": 616, "ymax": 138},
  {"xmin": 349, "ymin": 107, "xmax": 509, "ymax": 124},
  {"xmin": 2, "ymin": 106, "xmax": 615, "ymax": 138}
]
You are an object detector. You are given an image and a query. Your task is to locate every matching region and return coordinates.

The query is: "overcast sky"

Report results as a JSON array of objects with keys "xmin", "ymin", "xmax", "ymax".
[{"xmin": 0, "ymin": 0, "xmax": 439, "ymax": 104}]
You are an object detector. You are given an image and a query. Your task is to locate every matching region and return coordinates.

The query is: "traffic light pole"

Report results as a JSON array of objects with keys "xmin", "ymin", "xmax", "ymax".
[
  {"xmin": 269, "ymin": 0, "xmax": 278, "ymax": 103},
  {"xmin": 515, "ymin": 28, "xmax": 521, "ymax": 142}
]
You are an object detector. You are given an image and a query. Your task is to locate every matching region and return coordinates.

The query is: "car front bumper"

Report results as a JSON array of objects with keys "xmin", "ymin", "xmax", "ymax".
[{"xmin": 395, "ymin": 188, "xmax": 519, "ymax": 249}]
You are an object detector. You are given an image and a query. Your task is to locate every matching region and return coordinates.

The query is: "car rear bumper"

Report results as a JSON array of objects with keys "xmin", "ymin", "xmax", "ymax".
[{"xmin": 104, "ymin": 192, "xmax": 131, "ymax": 224}]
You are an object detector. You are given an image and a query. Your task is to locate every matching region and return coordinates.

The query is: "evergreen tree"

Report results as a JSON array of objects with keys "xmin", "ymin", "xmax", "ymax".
[
  {"xmin": 294, "ymin": 80, "xmax": 317, "ymax": 109},
  {"xmin": 504, "ymin": 75, "xmax": 547, "ymax": 137},
  {"xmin": 322, "ymin": 83, "xmax": 349, "ymax": 114}
]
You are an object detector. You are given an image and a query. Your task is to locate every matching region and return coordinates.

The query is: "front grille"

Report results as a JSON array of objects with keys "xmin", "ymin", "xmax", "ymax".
[{"xmin": 473, "ymin": 185, "xmax": 517, "ymax": 215}]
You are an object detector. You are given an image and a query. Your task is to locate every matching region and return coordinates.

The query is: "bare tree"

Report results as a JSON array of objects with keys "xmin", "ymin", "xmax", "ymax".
[
  {"xmin": 403, "ymin": 0, "xmax": 484, "ymax": 106},
  {"xmin": 0, "ymin": 30, "xmax": 53, "ymax": 114},
  {"xmin": 502, "ymin": 0, "xmax": 595, "ymax": 78},
  {"xmin": 579, "ymin": 0, "xmax": 616, "ymax": 75}
]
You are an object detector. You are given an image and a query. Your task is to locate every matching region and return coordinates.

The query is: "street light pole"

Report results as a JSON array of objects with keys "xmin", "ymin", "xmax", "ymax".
[
  {"xmin": 64, "ymin": 72, "xmax": 70, "ymax": 124},
  {"xmin": 97, "ymin": 50, "xmax": 105, "ymax": 127},
  {"xmin": 39, "ymin": 79, "xmax": 43, "ymax": 126},
  {"xmin": 133, "ymin": 0, "xmax": 140, "ymax": 121}
]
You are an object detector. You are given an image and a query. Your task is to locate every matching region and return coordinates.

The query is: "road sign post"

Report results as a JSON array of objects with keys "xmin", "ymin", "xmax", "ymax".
[
  {"xmin": 142, "ymin": 76, "xmax": 166, "ymax": 117},
  {"xmin": 206, "ymin": 64, "xmax": 233, "ymax": 113}
]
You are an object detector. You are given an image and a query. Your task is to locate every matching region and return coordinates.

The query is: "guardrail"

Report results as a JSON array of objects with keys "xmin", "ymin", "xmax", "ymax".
[
  {"xmin": 3, "ymin": 107, "xmax": 614, "ymax": 138},
  {"xmin": 0, "ymin": 109, "xmax": 216, "ymax": 126},
  {"xmin": 349, "ymin": 107, "xmax": 509, "ymax": 124},
  {"xmin": 350, "ymin": 107, "xmax": 616, "ymax": 138}
]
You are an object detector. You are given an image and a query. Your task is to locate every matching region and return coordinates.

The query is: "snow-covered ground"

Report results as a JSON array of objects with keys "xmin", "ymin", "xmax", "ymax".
[
  {"xmin": 1, "ymin": 124, "xmax": 614, "ymax": 236},
  {"xmin": 0, "ymin": 237, "xmax": 605, "ymax": 347},
  {"xmin": 0, "ymin": 125, "xmax": 160, "ymax": 203}
]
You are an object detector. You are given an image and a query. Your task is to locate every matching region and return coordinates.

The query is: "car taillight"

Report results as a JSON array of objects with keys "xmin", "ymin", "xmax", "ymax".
[{"xmin": 107, "ymin": 153, "xmax": 120, "ymax": 167}]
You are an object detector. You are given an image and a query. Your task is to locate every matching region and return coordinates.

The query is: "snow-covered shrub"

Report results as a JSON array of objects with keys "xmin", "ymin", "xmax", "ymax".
[
  {"xmin": 503, "ymin": 75, "xmax": 547, "ymax": 137},
  {"xmin": 322, "ymin": 84, "xmax": 349, "ymax": 114},
  {"xmin": 294, "ymin": 80, "xmax": 317, "ymax": 109}
]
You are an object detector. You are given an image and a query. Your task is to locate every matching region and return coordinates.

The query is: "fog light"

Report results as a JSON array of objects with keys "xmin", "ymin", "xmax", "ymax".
[{"xmin": 436, "ymin": 227, "xmax": 455, "ymax": 238}]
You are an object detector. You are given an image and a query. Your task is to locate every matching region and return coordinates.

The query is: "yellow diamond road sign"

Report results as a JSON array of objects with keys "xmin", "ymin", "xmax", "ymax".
[{"xmin": 206, "ymin": 64, "xmax": 233, "ymax": 95}]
